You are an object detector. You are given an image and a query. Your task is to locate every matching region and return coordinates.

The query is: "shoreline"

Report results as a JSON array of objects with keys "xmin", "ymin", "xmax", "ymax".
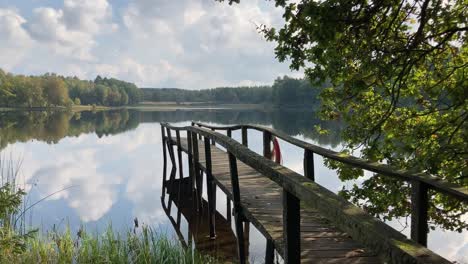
[{"xmin": 0, "ymin": 102, "xmax": 317, "ymax": 112}]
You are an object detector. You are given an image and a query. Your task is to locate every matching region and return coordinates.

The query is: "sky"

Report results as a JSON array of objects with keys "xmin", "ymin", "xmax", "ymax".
[{"xmin": 0, "ymin": 0, "xmax": 302, "ymax": 89}]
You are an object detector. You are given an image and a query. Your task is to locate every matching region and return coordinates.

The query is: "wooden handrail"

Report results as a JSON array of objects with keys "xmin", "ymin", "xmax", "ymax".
[
  {"xmin": 161, "ymin": 122, "xmax": 454, "ymax": 263},
  {"xmin": 192, "ymin": 122, "xmax": 467, "ymax": 202}
]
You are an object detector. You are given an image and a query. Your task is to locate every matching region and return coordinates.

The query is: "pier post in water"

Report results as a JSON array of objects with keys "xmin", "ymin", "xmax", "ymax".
[
  {"xmin": 204, "ymin": 136, "xmax": 216, "ymax": 238},
  {"xmin": 228, "ymin": 152, "xmax": 246, "ymax": 264}
]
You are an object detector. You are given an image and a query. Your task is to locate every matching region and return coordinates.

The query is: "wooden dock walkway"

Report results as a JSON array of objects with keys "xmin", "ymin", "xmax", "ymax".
[
  {"xmin": 179, "ymin": 138, "xmax": 379, "ymax": 263},
  {"xmin": 161, "ymin": 122, "xmax": 467, "ymax": 264}
]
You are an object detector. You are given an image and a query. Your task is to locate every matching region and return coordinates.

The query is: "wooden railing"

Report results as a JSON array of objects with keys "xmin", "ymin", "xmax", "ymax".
[
  {"xmin": 191, "ymin": 122, "xmax": 467, "ymax": 246},
  {"xmin": 161, "ymin": 122, "xmax": 466, "ymax": 264}
]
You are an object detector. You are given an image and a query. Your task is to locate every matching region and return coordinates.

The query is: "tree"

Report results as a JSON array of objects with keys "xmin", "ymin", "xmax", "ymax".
[
  {"xmin": 43, "ymin": 77, "xmax": 69, "ymax": 107},
  {"xmin": 220, "ymin": 0, "xmax": 467, "ymax": 231}
]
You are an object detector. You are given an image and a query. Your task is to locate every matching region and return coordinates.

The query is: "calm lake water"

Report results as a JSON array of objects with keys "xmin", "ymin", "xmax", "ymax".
[{"xmin": 1, "ymin": 109, "xmax": 466, "ymax": 263}]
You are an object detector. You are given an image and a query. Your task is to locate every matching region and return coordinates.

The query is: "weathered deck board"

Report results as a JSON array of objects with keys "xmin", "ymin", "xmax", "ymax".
[{"xmin": 172, "ymin": 138, "xmax": 382, "ymax": 263}]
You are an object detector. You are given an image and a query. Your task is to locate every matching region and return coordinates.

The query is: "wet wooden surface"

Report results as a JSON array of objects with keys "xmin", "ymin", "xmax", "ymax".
[{"xmin": 176, "ymin": 138, "xmax": 382, "ymax": 263}]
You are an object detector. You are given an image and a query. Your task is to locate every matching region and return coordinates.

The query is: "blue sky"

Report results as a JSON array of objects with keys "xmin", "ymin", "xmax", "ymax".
[{"xmin": 0, "ymin": 0, "xmax": 301, "ymax": 88}]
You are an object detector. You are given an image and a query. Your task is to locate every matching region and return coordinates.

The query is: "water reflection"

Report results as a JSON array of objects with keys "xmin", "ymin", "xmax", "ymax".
[
  {"xmin": 0, "ymin": 109, "xmax": 466, "ymax": 263},
  {"xmin": 162, "ymin": 177, "xmax": 244, "ymax": 263}
]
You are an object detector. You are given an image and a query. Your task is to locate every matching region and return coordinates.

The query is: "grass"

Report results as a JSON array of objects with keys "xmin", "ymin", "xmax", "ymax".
[{"xmin": 1, "ymin": 226, "xmax": 218, "ymax": 264}]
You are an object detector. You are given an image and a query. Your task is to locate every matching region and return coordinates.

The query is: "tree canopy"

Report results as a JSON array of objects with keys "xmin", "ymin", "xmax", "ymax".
[
  {"xmin": 0, "ymin": 71, "xmax": 142, "ymax": 108},
  {"xmin": 143, "ymin": 76, "xmax": 327, "ymax": 108},
  {"xmin": 220, "ymin": 0, "xmax": 467, "ymax": 231}
]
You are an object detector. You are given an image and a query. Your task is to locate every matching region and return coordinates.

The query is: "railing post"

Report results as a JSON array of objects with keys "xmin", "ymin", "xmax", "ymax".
[
  {"xmin": 411, "ymin": 181, "xmax": 429, "ymax": 246},
  {"xmin": 241, "ymin": 127, "xmax": 248, "ymax": 146},
  {"xmin": 165, "ymin": 127, "xmax": 176, "ymax": 171},
  {"xmin": 263, "ymin": 131, "xmax": 272, "ymax": 159},
  {"xmin": 304, "ymin": 149, "xmax": 315, "ymax": 181},
  {"xmin": 283, "ymin": 189, "xmax": 300, "ymax": 264},
  {"xmin": 228, "ymin": 152, "xmax": 246, "ymax": 264},
  {"xmin": 211, "ymin": 128, "xmax": 216, "ymax": 145},
  {"xmin": 176, "ymin": 130, "xmax": 183, "ymax": 180},
  {"xmin": 187, "ymin": 130, "xmax": 194, "ymax": 190},
  {"xmin": 204, "ymin": 137, "xmax": 216, "ymax": 238},
  {"xmin": 191, "ymin": 132, "xmax": 203, "ymax": 211},
  {"xmin": 227, "ymin": 129, "xmax": 232, "ymax": 138},
  {"xmin": 198, "ymin": 124, "xmax": 202, "ymax": 139}
]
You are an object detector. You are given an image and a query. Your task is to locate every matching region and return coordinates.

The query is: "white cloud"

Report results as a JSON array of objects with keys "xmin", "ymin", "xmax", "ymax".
[
  {"xmin": 24, "ymin": 0, "xmax": 116, "ymax": 61},
  {"xmin": 0, "ymin": 8, "xmax": 33, "ymax": 70},
  {"xmin": 0, "ymin": 0, "xmax": 301, "ymax": 88}
]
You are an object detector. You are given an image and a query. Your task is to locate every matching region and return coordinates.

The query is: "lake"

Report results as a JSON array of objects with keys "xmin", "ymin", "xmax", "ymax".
[{"xmin": 0, "ymin": 109, "xmax": 466, "ymax": 263}]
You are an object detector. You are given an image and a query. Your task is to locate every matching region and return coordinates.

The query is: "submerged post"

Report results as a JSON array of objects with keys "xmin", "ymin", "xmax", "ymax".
[
  {"xmin": 228, "ymin": 152, "xmax": 246, "ymax": 264},
  {"xmin": 204, "ymin": 136, "xmax": 216, "ymax": 238},
  {"xmin": 161, "ymin": 125, "xmax": 168, "ymax": 187},
  {"xmin": 411, "ymin": 181, "xmax": 429, "ymax": 246}
]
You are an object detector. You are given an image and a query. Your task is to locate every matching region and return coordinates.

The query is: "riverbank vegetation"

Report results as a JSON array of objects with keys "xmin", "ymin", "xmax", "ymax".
[
  {"xmin": 0, "ymin": 69, "xmax": 142, "ymax": 108},
  {"xmin": 1, "ymin": 226, "xmax": 217, "ymax": 264}
]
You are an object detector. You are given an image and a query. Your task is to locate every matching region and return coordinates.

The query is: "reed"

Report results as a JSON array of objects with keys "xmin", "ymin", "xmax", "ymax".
[{"xmin": 2, "ymin": 225, "xmax": 218, "ymax": 263}]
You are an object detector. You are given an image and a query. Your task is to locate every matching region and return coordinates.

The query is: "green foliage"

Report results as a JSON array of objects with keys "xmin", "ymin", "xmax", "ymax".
[
  {"xmin": 221, "ymin": 0, "xmax": 468, "ymax": 231},
  {"xmin": 142, "ymin": 75, "xmax": 325, "ymax": 107},
  {"xmin": 3, "ymin": 226, "xmax": 218, "ymax": 264},
  {"xmin": 0, "ymin": 183, "xmax": 25, "ymax": 226},
  {"xmin": 0, "ymin": 71, "xmax": 142, "ymax": 108}
]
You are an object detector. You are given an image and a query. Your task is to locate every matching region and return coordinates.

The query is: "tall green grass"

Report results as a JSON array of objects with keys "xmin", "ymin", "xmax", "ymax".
[{"xmin": 3, "ymin": 226, "xmax": 218, "ymax": 264}]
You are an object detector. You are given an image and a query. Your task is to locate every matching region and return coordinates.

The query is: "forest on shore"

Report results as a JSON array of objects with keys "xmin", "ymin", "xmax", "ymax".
[
  {"xmin": 1, "ymin": 69, "xmax": 326, "ymax": 109},
  {"xmin": 142, "ymin": 76, "xmax": 328, "ymax": 107},
  {"xmin": 0, "ymin": 69, "xmax": 142, "ymax": 108}
]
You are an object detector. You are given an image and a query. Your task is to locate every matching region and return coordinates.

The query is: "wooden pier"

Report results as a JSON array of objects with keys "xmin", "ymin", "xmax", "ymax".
[{"xmin": 161, "ymin": 122, "xmax": 467, "ymax": 264}]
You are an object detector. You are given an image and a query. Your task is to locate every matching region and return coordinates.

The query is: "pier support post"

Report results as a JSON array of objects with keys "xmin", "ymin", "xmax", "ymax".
[
  {"xmin": 241, "ymin": 127, "xmax": 248, "ymax": 146},
  {"xmin": 411, "ymin": 181, "xmax": 429, "ymax": 246},
  {"xmin": 304, "ymin": 149, "xmax": 315, "ymax": 181},
  {"xmin": 265, "ymin": 238, "xmax": 275, "ymax": 264},
  {"xmin": 176, "ymin": 130, "xmax": 183, "ymax": 180},
  {"xmin": 204, "ymin": 137, "xmax": 216, "ymax": 239},
  {"xmin": 228, "ymin": 152, "xmax": 246, "ymax": 264},
  {"xmin": 263, "ymin": 131, "xmax": 272, "ymax": 159},
  {"xmin": 161, "ymin": 125, "xmax": 168, "ymax": 189},
  {"xmin": 283, "ymin": 190, "xmax": 300, "ymax": 264},
  {"xmin": 187, "ymin": 131, "xmax": 195, "ymax": 191},
  {"xmin": 191, "ymin": 132, "xmax": 203, "ymax": 211}
]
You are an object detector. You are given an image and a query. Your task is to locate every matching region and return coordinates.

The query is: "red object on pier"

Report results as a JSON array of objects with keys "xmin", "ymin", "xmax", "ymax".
[{"xmin": 271, "ymin": 137, "xmax": 282, "ymax": 164}]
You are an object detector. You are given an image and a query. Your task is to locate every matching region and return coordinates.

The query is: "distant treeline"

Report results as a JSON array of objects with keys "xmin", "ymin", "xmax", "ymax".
[
  {"xmin": 142, "ymin": 76, "xmax": 329, "ymax": 107},
  {"xmin": 0, "ymin": 69, "xmax": 142, "ymax": 108}
]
